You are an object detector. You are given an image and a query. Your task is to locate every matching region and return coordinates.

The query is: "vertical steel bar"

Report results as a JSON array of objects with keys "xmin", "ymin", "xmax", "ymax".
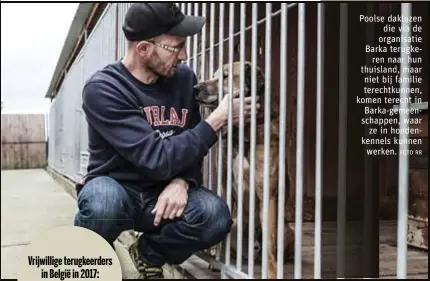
[
  {"xmin": 262, "ymin": 3, "xmax": 272, "ymax": 279},
  {"xmin": 314, "ymin": 3, "xmax": 325, "ymax": 279},
  {"xmin": 194, "ymin": 4, "xmax": 204, "ymax": 121},
  {"xmin": 225, "ymin": 2, "xmax": 235, "ymax": 274},
  {"xmin": 237, "ymin": 2, "xmax": 246, "ymax": 272},
  {"xmin": 206, "ymin": 2, "xmax": 214, "ymax": 193},
  {"xmin": 181, "ymin": 2, "xmax": 186, "ymax": 64},
  {"xmin": 123, "ymin": 4, "xmax": 127, "ymax": 58},
  {"xmin": 200, "ymin": 3, "xmax": 209, "ymax": 192},
  {"xmin": 277, "ymin": 3, "xmax": 287, "ymax": 279},
  {"xmin": 337, "ymin": 3, "xmax": 348, "ymax": 278},
  {"xmin": 180, "ymin": 3, "xmax": 186, "ymax": 17},
  {"xmin": 295, "ymin": 3, "xmax": 306, "ymax": 279},
  {"xmin": 204, "ymin": 3, "xmax": 215, "ymax": 262},
  {"xmin": 209, "ymin": 3, "xmax": 215, "ymax": 83},
  {"xmin": 193, "ymin": 3, "xmax": 199, "ymax": 74},
  {"xmin": 216, "ymin": 2, "xmax": 225, "ymax": 264},
  {"xmin": 186, "ymin": 3, "xmax": 192, "ymax": 66},
  {"xmin": 117, "ymin": 4, "xmax": 121, "ymax": 60},
  {"xmin": 397, "ymin": 3, "xmax": 412, "ymax": 279},
  {"xmin": 248, "ymin": 3, "xmax": 258, "ymax": 278},
  {"xmin": 209, "ymin": 3, "xmax": 215, "ymax": 87}
]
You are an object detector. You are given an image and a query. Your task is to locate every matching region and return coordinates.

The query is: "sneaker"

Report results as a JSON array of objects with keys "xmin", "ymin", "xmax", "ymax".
[{"xmin": 128, "ymin": 237, "xmax": 164, "ymax": 279}]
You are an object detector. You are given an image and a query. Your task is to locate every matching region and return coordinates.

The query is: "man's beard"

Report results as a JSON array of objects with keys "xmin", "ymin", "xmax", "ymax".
[{"xmin": 146, "ymin": 51, "xmax": 177, "ymax": 78}]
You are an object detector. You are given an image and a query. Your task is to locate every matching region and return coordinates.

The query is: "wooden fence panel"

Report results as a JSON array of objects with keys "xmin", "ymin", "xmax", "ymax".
[
  {"xmin": 1, "ymin": 114, "xmax": 46, "ymax": 143},
  {"xmin": 1, "ymin": 114, "xmax": 47, "ymax": 170}
]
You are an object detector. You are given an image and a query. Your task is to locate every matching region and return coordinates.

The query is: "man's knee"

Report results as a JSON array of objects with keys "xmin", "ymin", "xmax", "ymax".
[
  {"xmin": 74, "ymin": 177, "xmax": 134, "ymax": 237},
  {"xmin": 185, "ymin": 189, "xmax": 233, "ymax": 245}
]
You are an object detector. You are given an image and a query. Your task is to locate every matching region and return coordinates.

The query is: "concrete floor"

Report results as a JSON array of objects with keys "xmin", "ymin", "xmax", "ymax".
[{"xmin": 1, "ymin": 169, "xmax": 78, "ymax": 279}]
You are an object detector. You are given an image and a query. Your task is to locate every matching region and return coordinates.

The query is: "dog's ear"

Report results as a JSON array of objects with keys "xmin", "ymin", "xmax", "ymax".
[
  {"xmin": 244, "ymin": 63, "xmax": 252, "ymax": 93},
  {"xmin": 256, "ymin": 66, "xmax": 265, "ymax": 96}
]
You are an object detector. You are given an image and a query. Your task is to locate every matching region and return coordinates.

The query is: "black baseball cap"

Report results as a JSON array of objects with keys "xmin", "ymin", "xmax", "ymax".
[{"xmin": 122, "ymin": 3, "xmax": 206, "ymax": 41}]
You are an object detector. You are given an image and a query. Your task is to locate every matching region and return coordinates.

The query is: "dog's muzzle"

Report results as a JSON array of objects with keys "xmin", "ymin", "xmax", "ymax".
[{"xmin": 194, "ymin": 85, "xmax": 219, "ymax": 109}]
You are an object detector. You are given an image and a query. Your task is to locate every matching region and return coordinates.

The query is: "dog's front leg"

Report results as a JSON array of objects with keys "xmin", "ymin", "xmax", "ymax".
[
  {"xmin": 259, "ymin": 196, "xmax": 278, "ymax": 279},
  {"xmin": 268, "ymin": 196, "xmax": 278, "ymax": 279}
]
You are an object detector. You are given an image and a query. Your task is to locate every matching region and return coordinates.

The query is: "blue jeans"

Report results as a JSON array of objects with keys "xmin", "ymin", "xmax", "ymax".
[{"xmin": 74, "ymin": 176, "xmax": 232, "ymax": 266}]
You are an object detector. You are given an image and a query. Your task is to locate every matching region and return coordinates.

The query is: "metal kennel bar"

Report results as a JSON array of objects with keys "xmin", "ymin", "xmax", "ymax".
[
  {"xmin": 193, "ymin": 3, "xmax": 199, "ymax": 75},
  {"xmin": 248, "ymin": 3, "xmax": 258, "ymax": 278},
  {"xmin": 199, "ymin": 2, "xmax": 218, "ymax": 261},
  {"xmin": 180, "ymin": 3, "xmax": 186, "ymax": 39},
  {"xmin": 206, "ymin": 2, "xmax": 214, "ymax": 193},
  {"xmin": 236, "ymin": 2, "xmax": 247, "ymax": 273},
  {"xmin": 397, "ymin": 3, "xmax": 412, "ymax": 279},
  {"xmin": 337, "ymin": 3, "xmax": 348, "ymax": 278},
  {"xmin": 180, "ymin": 3, "xmax": 186, "ymax": 19},
  {"xmin": 216, "ymin": 2, "xmax": 225, "ymax": 264},
  {"xmin": 262, "ymin": 3, "xmax": 273, "ymax": 279},
  {"xmin": 199, "ymin": 3, "xmax": 209, "ymax": 190},
  {"xmin": 277, "ymin": 3, "xmax": 288, "ymax": 279},
  {"xmin": 294, "ymin": 3, "xmax": 306, "ymax": 279},
  {"xmin": 186, "ymin": 3, "xmax": 192, "ymax": 65},
  {"xmin": 314, "ymin": 3, "xmax": 325, "ymax": 279},
  {"xmin": 224, "ymin": 3, "xmax": 235, "ymax": 277}
]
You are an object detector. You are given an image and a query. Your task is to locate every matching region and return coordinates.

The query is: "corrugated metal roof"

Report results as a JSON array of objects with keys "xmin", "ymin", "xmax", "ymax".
[{"xmin": 44, "ymin": 3, "xmax": 94, "ymax": 98}]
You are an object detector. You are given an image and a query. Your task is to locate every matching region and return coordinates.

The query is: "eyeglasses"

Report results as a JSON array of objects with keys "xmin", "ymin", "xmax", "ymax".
[{"xmin": 148, "ymin": 40, "xmax": 185, "ymax": 53}]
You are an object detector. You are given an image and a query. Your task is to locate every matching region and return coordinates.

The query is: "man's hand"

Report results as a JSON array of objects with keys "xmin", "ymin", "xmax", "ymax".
[
  {"xmin": 151, "ymin": 178, "xmax": 189, "ymax": 226},
  {"xmin": 205, "ymin": 89, "xmax": 260, "ymax": 132}
]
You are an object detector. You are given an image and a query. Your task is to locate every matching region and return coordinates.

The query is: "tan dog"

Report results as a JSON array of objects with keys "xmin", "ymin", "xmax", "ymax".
[{"xmin": 195, "ymin": 61, "xmax": 295, "ymax": 279}]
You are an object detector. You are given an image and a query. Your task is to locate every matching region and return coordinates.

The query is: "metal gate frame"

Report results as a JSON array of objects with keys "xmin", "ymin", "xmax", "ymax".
[{"xmin": 179, "ymin": 2, "xmax": 415, "ymax": 279}]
